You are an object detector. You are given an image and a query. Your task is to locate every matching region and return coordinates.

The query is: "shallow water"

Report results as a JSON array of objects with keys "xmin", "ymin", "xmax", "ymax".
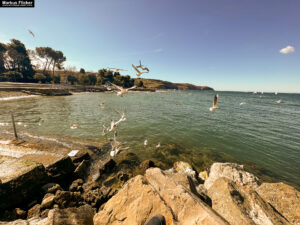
[{"xmin": 0, "ymin": 90, "xmax": 300, "ymax": 189}]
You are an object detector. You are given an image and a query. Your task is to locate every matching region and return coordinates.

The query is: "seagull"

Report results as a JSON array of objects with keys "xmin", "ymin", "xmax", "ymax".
[
  {"xmin": 108, "ymin": 82, "xmax": 137, "ymax": 96},
  {"xmin": 275, "ymin": 92, "xmax": 278, "ymax": 95},
  {"xmin": 17, "ymin": 122, "xmax": 23, "ymax": 126},
  {"xmin": 132, "ymin": 64, "xmax": 148, "ymax": 78},
  {"xmin": 99, "ymin": 102, "xmax": 105, "ymax": 109},
  {"xmin": 276, "ymin": 99, "xmax": 282, "ymax": 104},
  {"xmin": 156, "ymin": 142, "xmax": 161, "ymax": 148},
  {"xmin": 144, "ymin": 139, "xmax": 148, "ymax": 146},
  {"xmin": 110, "ymin": 131, "xmax": 129, "ymax": 157},
  {"xmin": 114, "ymin": 110, "xmax": 126, "ymax": 125},
  {"xmin": 108, "ymin": 68, "xmax": 128, "ymax": 72},
  {"xmin": 70, "ymin": 124, "xmax": 78, "ymax": 129},
  {"xmin": 136, "ymin": 60, "xmax": 150, "ymax": 72},
  {"xmin": 209, "ymin": 94, "xmax": 219, "ymax": 111},
  {"xmin": 102, "ymin": 125, "xmax": 109, "ymax": 136},
  {"xmin": 240, "ymin": 102, "xmax": 246, "ymax": 106},
  {"xmin": 28, "ymin": 29, "xmax": 35, "ymax": 38}
]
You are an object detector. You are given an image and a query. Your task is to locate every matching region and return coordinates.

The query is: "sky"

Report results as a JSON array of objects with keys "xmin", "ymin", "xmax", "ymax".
[{"xmin": 0, "ymin": 0, "xmax": 299, "ymax": 92}]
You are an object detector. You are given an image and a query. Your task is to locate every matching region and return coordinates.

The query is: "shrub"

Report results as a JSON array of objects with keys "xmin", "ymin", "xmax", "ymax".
[
  {"xmin": 34, "ymin": 73, "xmax": 46, "ymax": 83},
  {"xmin": 2, "ymin": 71, "xmax": 23, "ymax": 82}
]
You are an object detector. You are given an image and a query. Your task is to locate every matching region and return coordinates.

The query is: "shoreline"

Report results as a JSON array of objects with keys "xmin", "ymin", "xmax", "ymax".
[{"xmin": 0, "ymin": 135, "xmax": 299, "ymax": 224}]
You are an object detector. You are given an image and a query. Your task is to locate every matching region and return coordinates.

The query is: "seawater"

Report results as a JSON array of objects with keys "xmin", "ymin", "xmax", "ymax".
[{"xmin": 0, "ymin": 90, "xmax": 299, "ymax": 189}]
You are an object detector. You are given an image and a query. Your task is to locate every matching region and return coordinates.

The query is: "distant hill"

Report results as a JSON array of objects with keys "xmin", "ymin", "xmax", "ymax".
[{"xmin": 136, "ymin": 78, "xmax": 213, "ymax": 91}]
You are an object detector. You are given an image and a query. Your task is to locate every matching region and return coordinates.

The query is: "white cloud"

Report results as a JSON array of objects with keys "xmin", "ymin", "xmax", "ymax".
[{"xmin": 279, "ymin": 45, "xmax": 295, "ymax": 54}]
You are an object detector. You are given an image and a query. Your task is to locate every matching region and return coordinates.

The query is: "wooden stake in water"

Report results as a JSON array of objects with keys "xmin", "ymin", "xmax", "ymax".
[{"xmin": 11, "ymin": 113, "xmax": 18, "ymax": 140}]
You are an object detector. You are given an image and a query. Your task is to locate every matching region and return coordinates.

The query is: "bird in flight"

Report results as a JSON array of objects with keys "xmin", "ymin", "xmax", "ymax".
[
  {"xmin": 108, "ymin": 68, "xmax": 128, "ymax": 72},
  {"xmin": 106, "ymin": 81, "xmax": 137, "ymax": 96},
  {"xmin": 28, "ymin": 29, "xmax": 35, "ymax": 38},
  {"xmin": 132, "ymin": 64, "xmax": 149, "ymax": 77},
  {"xmin": 209, "ymin": 94, "xmax": 219, "ymax": 111}
]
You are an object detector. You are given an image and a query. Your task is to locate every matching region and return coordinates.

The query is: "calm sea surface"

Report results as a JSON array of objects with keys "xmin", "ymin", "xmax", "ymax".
[{"xmin": 1, "ymin": 90, "xmax": 300, "ymax": 189}]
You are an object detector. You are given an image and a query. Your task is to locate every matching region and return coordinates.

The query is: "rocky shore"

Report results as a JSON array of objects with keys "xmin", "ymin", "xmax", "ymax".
[{"xmin": 0, "ymin": 139, "xmax": 299, "ymax": 225}]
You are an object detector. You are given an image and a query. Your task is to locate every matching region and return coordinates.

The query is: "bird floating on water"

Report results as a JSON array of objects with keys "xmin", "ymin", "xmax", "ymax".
[
  {"xmin": 276, "ymin": 99, "xmax": 282, "ymax": 104},
  {"xmin": 144, "ymin": 139, "xmax": 148, "ymax": 146},
  {"xmin": 99, "ymin": 102, "xmax": 105, "ymax": 109},
  {"xmin": 70, "ymin": 124, "xmax": 78, "ymax": 129},
  {"xmin": 209, "ymin": 94, "xmax": 219, "ymax": 111},
  {"xmin": 156, "ymin": 142, "xmax": 161, "ymax": 148},
  {"xmin": 240, "ymin": 102, "xmax": 246, "ymax": 106}
]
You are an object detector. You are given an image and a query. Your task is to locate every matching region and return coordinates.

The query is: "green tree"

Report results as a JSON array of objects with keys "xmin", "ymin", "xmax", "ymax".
[
  {"xmin": 34, "ymin": 73, "xmax": 46, "ymax": 83},
  {"xmin": 67, "ymin": 75, "xmax": 78, "ymax": 85},
  {"xmin": 79, "ymin": 68, "xmax": 85, "ymax": 74},
  {"xmin": 2, "ymin": 71, "xmax": 23, "ymax": 82},
  {"xmin": 53, "ymin": 75, "xmax": 61, "ymax": 84},
  {"xmin": 5, "ymin": 39, "xmax": 34, "ymax": 81},
  {"xmin": 0, "ymin": 42, "xmax": 6, "ymax": 74},
  {"xmin": 88, "ymin": 73, "xmax": 97, "ymax": 85}
]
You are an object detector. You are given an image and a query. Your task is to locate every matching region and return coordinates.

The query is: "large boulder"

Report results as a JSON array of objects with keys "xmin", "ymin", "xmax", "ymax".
[
  {"xmin": 94, "ymin": 168, "xmax": 229, "ymax": 225},
  {"xmin": 257, "ymin": 182, "xmax": 300, "ymax": 225},
  {"xmin": 207, "ymin": 178, "xmax": 289, "ymax": 225},
  {"xmin": 0, "ymin": 204, "xmax": 94, "ymax": 225},
  {"xmin": 204, "ymin": 162, "xmax": 260, "ymax": 190},
  {"xmin": 45, "ymin": 156, "xmax": 75, "ymax": 182},
  {"xmin": 0, "ymin": 156, "xmax": 47, "ymax": 210}
]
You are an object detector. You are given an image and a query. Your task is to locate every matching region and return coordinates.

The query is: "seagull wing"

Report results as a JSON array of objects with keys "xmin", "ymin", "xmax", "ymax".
[
  {"xmin": 28, "ymin": 30, "xmax": 35, "ymax": 37},
  {"xmin": 127, "ymin": 86, "xmax": 137, "ymax": 90},
  {"xmin": 109, "ymin": 82, "xmax": 123, "ymax": 91},
  {"xmin": 213, "ymin": 95, "xmax": 218, "ymax": 107},
  {"xmin": 132, "ymin": 64, "xmax": 141, "ymax": 73}
]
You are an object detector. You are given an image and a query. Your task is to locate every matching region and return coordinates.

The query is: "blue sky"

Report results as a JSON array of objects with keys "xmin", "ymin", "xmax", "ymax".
[{"xmin": 0, "ymin": 0, "xmax": 299, "ymax": 92}]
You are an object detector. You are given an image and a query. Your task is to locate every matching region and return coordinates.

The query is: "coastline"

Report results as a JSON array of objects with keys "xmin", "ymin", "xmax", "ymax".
[{"xmin": 0, "ymin": 134, "xmax": 299, "ymax": 224}]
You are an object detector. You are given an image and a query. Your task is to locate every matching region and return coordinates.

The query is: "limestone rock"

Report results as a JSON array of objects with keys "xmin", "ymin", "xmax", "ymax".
[
  {"xmin": 53, "ymin": 191, "xmax": 84, "ymax": 208},
  {"xmin": 45, "ymin": 156, "xmax": 75, "ymax": 182},
  {"xmin": 139, "ymin": 159, "xmax": 155, "ymax": 171},
  {"xmin": 74, "ymin": 160, "xmax": 90, "ymax": 179},
  {"xmin": 99, "ymin": 158, "xmax": 116, "ymax": 176},
  {"xmin": 0, "ymin": 156, "xmax": 47, "ymax": 210},
  {"xmin": 173, "ymin": 161, "xmax": 196, "ymax": 177},
  {"xmin": 69, "ymin": 179, "xmax": 84, "ymax": 192},
  {"xmin": 27, "ymin": 204, "xmax": 41, "ymax": 218},
  {"xmin": 94, "ymin": 168, "xmax": 229, "ymax": 225},
  {"xmin": 207, "ymin": 178, "xmax": 289, "ymax": 225},
  {"xmin": 257, "ymin": 182, "xmax": 300, "ymax": 225},
  {"xmin": 204, "ymin": 162, "xmax": 260, "ymax": 190},
  {"xmin": 42, "ymin": 183, "xmax": 62, "ymax": 194},
  {"xmin": 41, "ymin": 193, "xmax": 55, "ymax": 209}
]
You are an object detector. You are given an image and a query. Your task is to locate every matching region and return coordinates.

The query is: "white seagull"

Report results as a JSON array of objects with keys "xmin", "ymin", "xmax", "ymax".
[
  {"xmin": 70, "ymin": 124, "xmax": 78, "ymax": 129},
  {"xmin": 28, "ymin": 29, "xmax": 35, "ymax": 38},
  {"xmin": 240, "ymin": 102, "xmax": 246, "ymax": 106},
  {"xmin": 144, "ymin": 139, "xmax": 148, "ymax": 146},
  {"xmin": 209, "ymin": 94, "xmax": 219, "ymax": 111},
  {"xmin": 110, "ymin": 131, "xmax": 129, "ymax": 157},
  {"xmin": 108, "ymin": 82, "xmax": 137, "ymax": 96},
  {"xmin": 156, "ymin": 142, "xmax": 161, "ymax": 148},
  {"xmin": 132, "ymin": 64, "xmax": 149, "ymax": 78},
  {"xmin": 276, "ymin": 99, "xmax": 282, "ymax": 104}
]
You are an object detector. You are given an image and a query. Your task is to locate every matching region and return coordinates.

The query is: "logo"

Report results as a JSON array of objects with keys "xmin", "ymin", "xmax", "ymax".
[{"xmin": 0, "ymin": 0, "xmax": 34, "ymax": 7}]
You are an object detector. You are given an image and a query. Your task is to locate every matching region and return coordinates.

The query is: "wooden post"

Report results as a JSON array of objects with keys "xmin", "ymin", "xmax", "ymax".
[{"xmin": 11, "ymin": 113, "xmax": 18, "ymax": 140}]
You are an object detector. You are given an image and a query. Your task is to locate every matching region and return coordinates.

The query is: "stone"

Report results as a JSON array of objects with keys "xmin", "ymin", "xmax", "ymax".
[
  {"xmin": 0, "ymin": 156, "xmax": 47, "ymax": 210},
  {"xmin": 27, "ymin": 204, "xmax": 41, "ymax": 218},
  {"xmin": 93, "ymin": 168, "xmax": 229, "ymax": 225},
  {"xmin": 99, "ymin": 158, "xmax": 116, "ymax": 175},
  {"xmin": 74, "ymin": 159, "xmax": 89, "ymax": 179},
  {"xmin": 53, "ymin": 191, "xmax": 84, "ymax": 208},
  {"xmin": 49, "ymin": 204, "xmax": 94, "ymax": 225},
  {"xmin": 83, "ymin": 185, "xmax": 113, "ymax": 208},
  {"xmin": 173, "ymin": 161, "xmax": 197, "ymax": 178},
  {"xmin": 139, "ymin": 159, "xmax": 155, "ymax": 170},
  {"xmin": 257, "ymin": 182, "xmax": 300, "ymax": 225},
  {"xmin": 0, "ymin": 205, "xmax": 94, "ymax": 225},
  {"xmin": 14, "ymin": 208, "xmax": 26, "ymax": 219},
  {"xmin": 207, "ymin": 178, "xmax": 289, "ymax": 225},
  {"xmin": 71, "ymin": 151, "xmax": 90, "ymax": 164},
  {"xmin": 69, "ymin": 179, "xmax": 84, "ymax": 192},
  {"xmin": 45, "ymin": 156, "xmax": 75, "ymax": 182},
  {"xmin": 204, "ymin": 162, "xmax": 260, "ymax": 190},
  {"xmin": 199, "ymin": 171, "xmax": 208, "ymax": 181},
  {"xmin": 42, "ymin": 183, "xmax": 62, "ymax": 194},
  {"xmin": 41, "ymin": 193, "xmax": 55, "ymax": 209}
]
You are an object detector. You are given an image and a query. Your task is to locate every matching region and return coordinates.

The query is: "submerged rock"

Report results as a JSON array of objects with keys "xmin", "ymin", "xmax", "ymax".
[
  {"xmin": 93, "ymin": 168, "xmax": 228, "ymax": 225},
  {"xmin": 139, "ymin": 159, "xmax": 155, "ymax": 171},
  {"xmin": 204, "ymin": 162, "xmax": 260, "ymax": 190},
  {"xmin": 257, "ymin": 182, "xmax": 300, "ymax": 225}
]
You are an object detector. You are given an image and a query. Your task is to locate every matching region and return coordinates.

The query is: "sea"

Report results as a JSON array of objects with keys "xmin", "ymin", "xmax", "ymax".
[{"xmin": 1, "ymin": 90, "xmax": 299, "ymax": 189}]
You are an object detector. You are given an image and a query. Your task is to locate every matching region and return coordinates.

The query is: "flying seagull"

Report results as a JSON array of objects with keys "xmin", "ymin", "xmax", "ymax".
[
  {"xmin": 209, "ymin": 94, "xmax": 219, "ymax": 111},
  {"xmin": 136, "ymin": 60, "xmax": 150, "ymax": 72},
  {"xmin": 108, "ymin": 68, "xmax": 128, "ymax": 72},
  {"xmin": 110, "ymin": 131, "xmax": 129, "ymax": 157},
  {"xmin": 28, "ymin": 29, "xmax": 35, "ymax": 38},
  {"xmin": 107, "ymin": 82, "xmax": 137, "ymax": 96},
  {"xmin": 132, "ymin": 64, "xmax": 149, "ymax": 78}
]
